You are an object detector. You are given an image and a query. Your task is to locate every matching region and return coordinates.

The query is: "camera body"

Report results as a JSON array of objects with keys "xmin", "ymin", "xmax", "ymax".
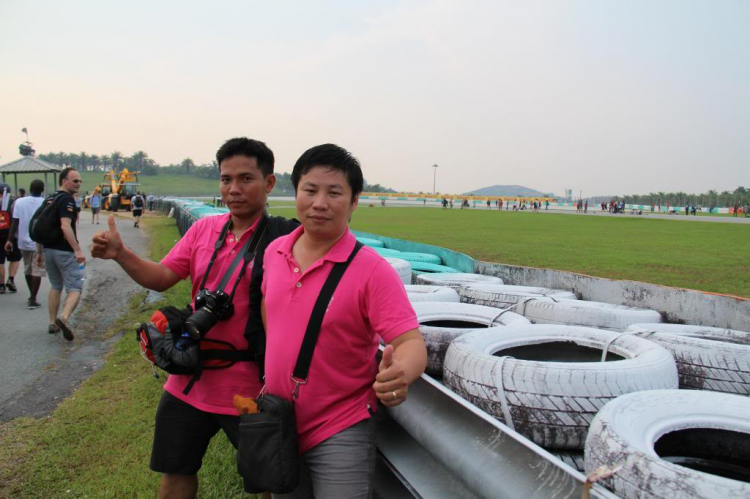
[{"xmin": 184, "ymin": 289, "xmax": 234, "ymax": 339}]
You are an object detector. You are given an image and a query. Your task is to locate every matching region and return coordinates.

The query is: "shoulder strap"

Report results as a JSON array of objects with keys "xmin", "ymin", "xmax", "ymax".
[{"xmin": 290, "ymin": 241, "xmax": 363, "ymax": 397}]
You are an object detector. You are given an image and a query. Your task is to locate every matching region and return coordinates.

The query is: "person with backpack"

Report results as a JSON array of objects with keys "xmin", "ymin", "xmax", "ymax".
[
  {"xmin": 39, "ymin": 168, "xmax": 85, "ymax": 340},
  {"xmin": 91, "ymin": 138, "xmax": 298, "ymax": 499},
  {"xmin": 131, "ymin": 192, "xmax": 144, "ymax": 228},
  {"xmin": 0, "ymin": 183, "xmax": 22, "ymax": 294},
  {"xmin": 5, "ymin": 179, "xmax": 46, "ymax": 308}
]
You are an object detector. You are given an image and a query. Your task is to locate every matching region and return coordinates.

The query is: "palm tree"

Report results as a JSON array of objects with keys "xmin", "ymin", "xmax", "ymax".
[
  {"xmin": 180, "ymin": 158, "xmax": 196, "ymax": 175},
  {"xmin": 110, "ymin": 151, "xmax": 124, "ymax": 169},
  {"xmin": 90, "ymin": 154, "xmax": 102, "ymax": 171},
  {"xmin": 129, "ymin": 151, "xmax": 149, "ymax": 170},
  {"xmin": 79, "ymin": 151, "xmax": 90, "ymax": 171}
]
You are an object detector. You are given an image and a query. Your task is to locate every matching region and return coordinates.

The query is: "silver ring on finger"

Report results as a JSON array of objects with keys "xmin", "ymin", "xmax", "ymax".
[{"xmin": 391, "ymin": 390, "xmax": 397, "ymax": 401}]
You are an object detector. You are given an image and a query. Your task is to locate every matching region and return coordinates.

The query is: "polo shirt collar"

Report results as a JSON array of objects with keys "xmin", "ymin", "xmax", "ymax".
[
  {"xmin": 278, "ymin": 226, "xmax": 356, "ymax": 263},
  {"xmin": 211, "ymin": 212, "xmax": 261, "ymax": 237}
]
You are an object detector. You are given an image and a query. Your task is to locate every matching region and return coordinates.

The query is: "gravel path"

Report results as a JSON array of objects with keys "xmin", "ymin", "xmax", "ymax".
[{"xmin": 0, "ymin": 212, "xmax": 148, "ymax": 422}]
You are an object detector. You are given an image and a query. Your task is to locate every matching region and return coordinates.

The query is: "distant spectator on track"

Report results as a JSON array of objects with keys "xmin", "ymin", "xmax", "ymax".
[
  {"xmin": 131, "ymin": 192, "xmax": 145, "ymax": 228},
  {"xmin": 89, "ymin": 189, "xmax": 102, "ymax": 224}
]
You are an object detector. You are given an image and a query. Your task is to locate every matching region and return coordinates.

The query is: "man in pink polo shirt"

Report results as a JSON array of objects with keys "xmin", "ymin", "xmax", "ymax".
[
  {"xmin": 92, "ymin": 138, "xmax": 298, "ymax": 498},
  {"xmin": 260, "ymin": 144, "xmax": 427, "ymax": 498}
]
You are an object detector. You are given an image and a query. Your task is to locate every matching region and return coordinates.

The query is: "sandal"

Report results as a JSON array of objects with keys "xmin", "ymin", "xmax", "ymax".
[{"xmin": 48, "ymin": 323, "xmax": 61, "ymax": 334}]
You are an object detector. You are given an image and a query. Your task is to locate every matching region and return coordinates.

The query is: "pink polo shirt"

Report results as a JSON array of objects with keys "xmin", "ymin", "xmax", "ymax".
[
  {"xmin": 160, "ymin": 213, "xmax": 263, "ymax": 415},
  {"xmin": 262, "ymin": 226, "xmax": 419, "ymax": 454}
]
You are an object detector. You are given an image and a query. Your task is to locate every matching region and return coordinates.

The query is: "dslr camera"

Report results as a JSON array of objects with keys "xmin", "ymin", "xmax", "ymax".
[{"xmin": 184, "ymin": 289, "xmax": 234, "ymax": 339}]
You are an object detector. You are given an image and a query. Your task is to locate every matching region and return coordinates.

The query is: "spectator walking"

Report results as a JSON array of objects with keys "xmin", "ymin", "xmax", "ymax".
[
  {"xmin": 0, "ymin": 183, "xmax": 21, "ymax": 294},
  {"xmin": 43, "ymin": 167, "xmax": 86, "ymax": 341},
  {"xmin": 89, "ymin": 188, "xmax": 102, "ymax": 224},
  {"xmin": 147, "ymin": 193, "xmax": 155, "ymax": 211},
  {"xmin": 5, "ymin": 179, "xmax": 46, "ymax": 308},
  {"xmin": 131, "ymin": 192, "xmax": 145, "ymax": 228}
]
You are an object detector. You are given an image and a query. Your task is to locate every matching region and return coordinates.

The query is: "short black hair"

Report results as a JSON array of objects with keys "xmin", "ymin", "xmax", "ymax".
[
  {"xmin": 59, "ymin": 167, "xmax": 77, "ymax": 186},
  {"xmin": 216, "ymin": 138, "xmax": 275, "ymax": 177},
  {"xmin": 30, "ymin": 180, "xmax": 44, "ymax": 196},
  {"xmin": 291, "ymin": 144, "xmax": 363, "ymax": 201}
]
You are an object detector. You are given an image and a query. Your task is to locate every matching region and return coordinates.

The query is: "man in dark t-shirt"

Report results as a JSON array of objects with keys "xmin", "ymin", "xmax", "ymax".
[{"xmin": 43, "ymin": 167, "xmax": 86, "ymax": 341}]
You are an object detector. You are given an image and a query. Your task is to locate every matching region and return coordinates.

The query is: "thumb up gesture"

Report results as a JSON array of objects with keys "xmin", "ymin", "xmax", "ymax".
[
  {"xmin": 91, "ymin": 215, "xmax": 124, "ymax": 260},
  {"xmin": 373, "ymin": 344, "xmax": 408, "ymax": 407}
]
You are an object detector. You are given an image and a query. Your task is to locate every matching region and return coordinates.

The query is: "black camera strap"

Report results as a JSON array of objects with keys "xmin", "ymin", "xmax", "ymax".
[
  {"xmin": 180, "ymin": 215, "xmax": 268, "ymax": 396},
  {"xmin": 197, "ymin": 214, "xmax": 268, "ymax": 297},
  {"xmin": 219, "ymin": 215, "xmax": 268, "ymax": 302},
  {"xmin": 287, "ymin": 240, "xmax": 363, "ymax": 400}
]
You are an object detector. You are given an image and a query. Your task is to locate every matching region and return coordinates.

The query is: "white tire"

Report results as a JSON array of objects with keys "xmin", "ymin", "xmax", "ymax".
[
  {"xmin": 585, "ymin": 389, "xmax": 750, "ymax": 499},
  {"xmin": 551, "ymin": 451, "xmax": 586, "ymax": 473},
  {"xmin": 384, "ymin": 257, "xmax": 412, "ymax": 285},
  {"xmin": 458, "ymin": 283, "xmax": 578, "ymax": 308},
  {"xmin": 518, "ymin": 298, "xmax": 662, "ymax": 332},
  {"xmin": 443, "ymin": 325, "xmax": 678, "ymax": 450},
  {"xmin": 412, "ymin": 301, "xmax": 530, "ymax": 376},
  {"xmin": 414, "ymin": 272, "xmax": 503, "ymax": 289},
  {"xmin": 405, "ymin": 285, "xmax": 460, "ymax": 303},
  {"xmin": 625, "ymin": 323, "xmax": 750, "ymax": 395}
]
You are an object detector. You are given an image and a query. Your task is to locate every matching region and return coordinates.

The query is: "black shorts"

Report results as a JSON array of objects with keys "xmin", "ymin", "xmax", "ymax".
[
  {"xmin": 150, "ymin": 391, "xmax": 240, "ymax": 475},
  {"xmin": 132, "ymin": 209, "xmax": 143, "ymax": 217},
  {"xmin": 0, "ymin": 235, "xmax": 22, "ymax": 264}
]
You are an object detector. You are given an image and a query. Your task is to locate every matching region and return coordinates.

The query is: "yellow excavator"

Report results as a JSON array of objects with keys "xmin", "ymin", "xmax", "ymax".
[{"xmin": 85, "ymin": 168, "xmax": 141, "ymax": 211}]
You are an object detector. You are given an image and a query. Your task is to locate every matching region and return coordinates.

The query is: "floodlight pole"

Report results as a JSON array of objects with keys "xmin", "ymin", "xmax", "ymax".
[{"xmin": 432, "ymin": 164, "xmax": 439, "ymax": 194}]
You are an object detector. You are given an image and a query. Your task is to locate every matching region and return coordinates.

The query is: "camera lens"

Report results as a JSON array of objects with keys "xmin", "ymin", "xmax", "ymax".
[{"xmin": 184, "ymin": 308, "xmax": 218, "ymax": 339}]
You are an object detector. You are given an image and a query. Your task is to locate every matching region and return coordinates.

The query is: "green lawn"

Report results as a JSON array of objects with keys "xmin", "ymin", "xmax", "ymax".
[
  {"xmin": 0, "ymin": 216, "xmax": 253, "ymax": 498},
  {"xmin": 270, "ymin": 206, "xmax": 750, "ymax": 298}
]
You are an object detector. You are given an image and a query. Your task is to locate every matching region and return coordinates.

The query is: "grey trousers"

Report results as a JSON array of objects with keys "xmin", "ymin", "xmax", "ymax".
[{"xmin": 274, "ymin": 418, "xmax": 376, "ymax": 499}]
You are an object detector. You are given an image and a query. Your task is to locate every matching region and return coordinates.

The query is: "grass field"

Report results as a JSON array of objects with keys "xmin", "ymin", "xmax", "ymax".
[
  {"xmin": 0, "ymin": 215, "xmax": 252, "ymax": 498},
  {"xmin": 269, "ymin": 206, "xmax": 750, "ymax": 298},
  {"xmin": 0, "ymin": 208, "xmax": 746, "ymax": 497}
]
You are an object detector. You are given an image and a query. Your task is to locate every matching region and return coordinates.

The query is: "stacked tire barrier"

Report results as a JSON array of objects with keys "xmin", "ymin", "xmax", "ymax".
[
  {"xmin": 154, "ymin": 221, "xmax": 749, "ymax": 497},
  {"xmin": 158, "ymin": 198, "xmax": 228, "ymax": 236}
]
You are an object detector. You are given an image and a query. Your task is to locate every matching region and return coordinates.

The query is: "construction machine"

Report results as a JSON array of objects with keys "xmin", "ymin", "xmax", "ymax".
[{"xmin": 89, "ymin": 168, "xmax": 141, "ymax": 211}]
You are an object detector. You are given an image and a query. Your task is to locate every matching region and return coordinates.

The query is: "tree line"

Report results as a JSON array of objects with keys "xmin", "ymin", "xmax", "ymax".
[
  {"xmin": 37, "ymin": 150, "xmax": 395, "ymax": 195},
  {"xmin": 614, "ymin": 187, "xmax": 748, "ymax": 208}
]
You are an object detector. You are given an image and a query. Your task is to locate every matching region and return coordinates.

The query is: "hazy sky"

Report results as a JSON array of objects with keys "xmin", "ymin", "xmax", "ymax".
[{"xmin": 1, "ymin": 1, "xmax": 748, "ymax": 196}]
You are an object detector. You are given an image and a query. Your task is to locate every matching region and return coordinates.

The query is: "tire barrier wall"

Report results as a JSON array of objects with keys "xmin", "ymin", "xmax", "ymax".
[
  {"xmin": 475, "ymin": 260, "xmax": 750, "ymax": 331},
  {"xmin": 352, "ymin": 230, "xmax": 475, "ymax": 273},
  {"xmin": 156, "ymin": 198, "xmax": 228, "ymax": 236}
]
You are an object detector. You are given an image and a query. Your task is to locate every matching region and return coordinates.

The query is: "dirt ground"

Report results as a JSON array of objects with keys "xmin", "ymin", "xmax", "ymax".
[{"xmin": 0, "ymin": 211, "xmax": 155, "ymax": 422}]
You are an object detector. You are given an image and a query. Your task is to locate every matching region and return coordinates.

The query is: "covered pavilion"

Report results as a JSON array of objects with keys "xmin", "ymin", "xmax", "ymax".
[{"xmin": 0, "ymin": 156, "xmax": 62, "ymax": 195}]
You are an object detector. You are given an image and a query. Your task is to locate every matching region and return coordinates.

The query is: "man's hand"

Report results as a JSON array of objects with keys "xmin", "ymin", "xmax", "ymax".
[
  {"xmin": 91, "ymin": 215, "xmax": 124, "ymax": 261},
  {"xmin": 373, "ymin": 345, "xmax": 409, "ymax": 408},
  {"xmin": 74, "ymin": 248, "xmax": 86, "ymax": 265},
  {"xmin": 3, "ymin": 240, "xmax": 12, "ymax": 254}
]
